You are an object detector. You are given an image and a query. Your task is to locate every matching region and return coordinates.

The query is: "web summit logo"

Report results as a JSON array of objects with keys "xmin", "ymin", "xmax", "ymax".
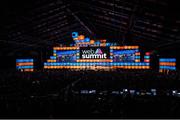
[{"xmin": 82, "ymin": 48, "xmax": 107, "ymax": 59}]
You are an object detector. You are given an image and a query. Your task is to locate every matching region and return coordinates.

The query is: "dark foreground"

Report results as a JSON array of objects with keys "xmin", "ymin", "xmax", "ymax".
[{"xmin": 0, "ymin": 69, "xmax": 180, "ymax": 118}]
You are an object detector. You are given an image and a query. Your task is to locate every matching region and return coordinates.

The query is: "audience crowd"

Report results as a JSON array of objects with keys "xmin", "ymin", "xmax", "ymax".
[{"xmin": 0, "ymin": 68, "xmax": 180, "ymax": 118}]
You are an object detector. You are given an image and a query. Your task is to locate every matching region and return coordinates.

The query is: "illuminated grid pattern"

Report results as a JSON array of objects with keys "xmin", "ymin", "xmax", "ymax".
[
  {"xmin": 144, "ymin": 52, "xmax": 150, "ymax": 63},
  {"xmin": 16, "ymin": 59, "xmax": 34, "ymax": 72},
  {"xmin": 43, "ymin": 32, "xmax": 152, "ymax": 70},
  {"xmin": 159, "ymin": 58, "xmax": 176, "ymax": 72},
  {"xmin": 135, "ymin": 52, "xmax": 140, "ymax": 62},
  {"xmin": 44, "ymin": 62, "xmax": 150, "ymax": 69}
]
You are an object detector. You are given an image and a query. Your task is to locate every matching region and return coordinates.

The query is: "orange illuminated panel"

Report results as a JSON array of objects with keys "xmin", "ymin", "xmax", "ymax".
[
  {"xmin": 24, "ymin": 69, "xmax": 33, "ymax": 72},
  {"xmin": 134, "ymin": 46, "xmax": 139, "ymax": 49},
  {"xmin": 53, "ymin": 47, "xmax": 60, "ymax": 50},
  {"xmin": 119, "ymin": 46, "xmax": 122, "ymax": 49},
  {"xmin": 130, "ymin": 46, "xmax": 135, "ymax": 49},
  {"xmin": 77, "ymin": 42, "xmax": 90, "ymax": 45},
  {"xmin": 74, "ymin": 47, "xmax": 78, "ymax": 49},
  {"xmin": 146, "ymin": 66, "xmax": 150, "ymax": 69},
  {"xmin": 53, "ymin": 47, "xmax": 78, "ymax": 50},
  {"xmin": 110, "ymin": 46, "xmax": 114, "ymax": 49},
  {"xmin": 44, "ymin": 66, "xmax": 87, "ymax": 69},
  {"xmin": 135, "ymin": 52, "xmax": 140, "ymax": 55},
  {"xmin": 142, "ymin": 66, "xmax": 146, "ymax": 69},
  {"xmin": 109, "ymin": 46, "xmax": 139, "ymax": 50},
  {"xmin": 159, "ymin": 69, "xmax": 163, "ymax": 73},
  {"xmin": 127, "ymin": 46, "xmax": 131, "ymax": 49},
  {"xmin": 112, "ymin": 66, "xmax": 125, "ymax": 69},
  {"xmin": 112, "ymin": 66, "xmax": 118, "ymax": 69},
  {"xmin": 127, "ymin": 66, "xmax": 131, "ymax": 69},
  {"xmin": 44, "ymin": 66, "xmax": 47, "ymax": 69},
  {"xmin": 73, "ymin": 37, "xmax": 78, "ymax": 40},
  {"xmin": 100, "ymin": 43, "xmax": 106, "ymax": 46},
  {"xmin": 131, "ymin": 66, "xmax": 135, "ymax": 69},
  {"xmin": 90, "ymin": 40, "xmax": 95, "ymax": 44},
  {"xmin": 123, "ymin": 46, "xmax": 127, "ymax": 49},
  {"xmin": 159, "ymin": 62, "xmax": 176, "ymax": 66},
  {"xmin": 78, "ymin": 35, "xmax": 85, "ymax": 40},
  {"xmin": 110, "ymin": 46, "xmax": 125, "ymax": 49},
  {"xmin": 135, "ymin": 59, "xmax": 140, "ymax": 62},
  {"xmin": 43, "ymin": 65, "xmax": 151, "ymax": 70},
  {"xmin": 16, "ymin": 62, "xmax": 33, "ymax": 66},
  {"xmin": 47, "ymin": 60, "xmax": 56, "ymax": 62},
  {"xmin": 134, "ymin": 66, "xmax": 138, "ymax": 69},
  {"xmin": 110, "ymin": 46, "xmax": 116, "ymax": 49}
]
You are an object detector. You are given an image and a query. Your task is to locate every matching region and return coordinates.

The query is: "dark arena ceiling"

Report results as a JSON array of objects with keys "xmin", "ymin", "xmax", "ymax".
[{"xmin": 0, "ymin": 0, "xmax": 180, "ymax": 59}]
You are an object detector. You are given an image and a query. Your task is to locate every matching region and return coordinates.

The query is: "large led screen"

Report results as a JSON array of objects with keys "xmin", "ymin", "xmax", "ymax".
[
  {"xmin": 80, "ymin": 47, "xmax": 110, "ymax": 59},
  {"xmin": 113, "ymin": 50, "xmax": 136, "ymax": 62},
  {"xmin": 57, "ymin": 50, "xmax": 76, "ymax": 62}
]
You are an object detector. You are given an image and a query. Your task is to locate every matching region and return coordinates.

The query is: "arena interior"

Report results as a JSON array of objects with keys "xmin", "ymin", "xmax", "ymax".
[{"xmin": 0, "ymin": 0, "xmax": 180, "ymax": 118}]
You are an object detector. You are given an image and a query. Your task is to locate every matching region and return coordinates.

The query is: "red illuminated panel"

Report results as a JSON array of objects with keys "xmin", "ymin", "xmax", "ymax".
[
  {"xmin": 145, "ymin": 52, "xmax": 150, "ymax": 56},
  {"xmin": 144, "ymin": 59, "xmax": 150, "ymax": 62}
]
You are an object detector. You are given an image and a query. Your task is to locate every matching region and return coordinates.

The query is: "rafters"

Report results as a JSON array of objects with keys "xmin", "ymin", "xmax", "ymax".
[{"xmin": 0, "ymin": 0, "xmax": 180, "ymax": 56}]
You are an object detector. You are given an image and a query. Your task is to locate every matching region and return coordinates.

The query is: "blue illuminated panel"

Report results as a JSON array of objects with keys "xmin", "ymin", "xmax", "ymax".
[
  {"xmin": 16, "ymin": 59, "xmax": 34, "ymax": 72},
  {"xmin": 159, "ymin": 58, "xmax": 176, "ymax": 71},
  {"xmin": 16, "ymin": 59, "xmax": 33, "ymax": 63}
]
